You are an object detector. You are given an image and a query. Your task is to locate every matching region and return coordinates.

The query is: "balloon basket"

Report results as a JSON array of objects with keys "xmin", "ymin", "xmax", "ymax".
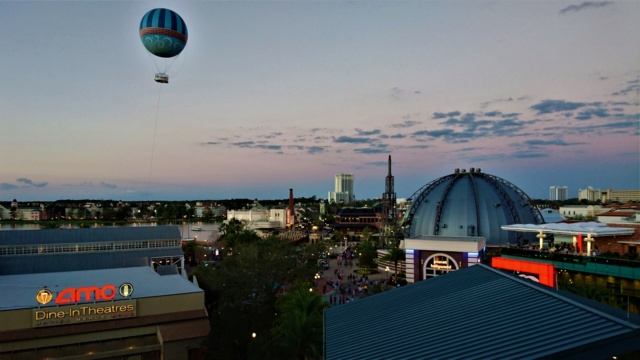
[{"xmin": 154, "ymin": 73, "xmax": 169, "ymax": 84}]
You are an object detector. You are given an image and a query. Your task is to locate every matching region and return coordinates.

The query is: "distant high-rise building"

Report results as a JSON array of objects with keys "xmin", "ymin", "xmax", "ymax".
[
  {"xmin": 578, "ymin": 186, "xmax": 601, "ymax": 202},
  {"xmin": 328, "ymin": 174, "xmax": 355, "ymax": 204},
  {"xmin": 549, "ymin": 186, "xmax": 568, "ymax": 201}
]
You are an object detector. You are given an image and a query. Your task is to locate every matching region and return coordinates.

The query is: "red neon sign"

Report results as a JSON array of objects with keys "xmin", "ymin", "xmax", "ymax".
[
  {"xmin": 492, "ymin": 257, "xmax": 555, "ymax": 288},
  {"xmin": 56, "ymin": 284, "xmax": 117, "ymax": 305}
]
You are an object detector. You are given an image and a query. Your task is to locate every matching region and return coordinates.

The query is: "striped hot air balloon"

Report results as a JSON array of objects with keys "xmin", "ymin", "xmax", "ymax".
[{"xmin": 139, "ymin": 8, "xmax": 188, "ymax": 83}]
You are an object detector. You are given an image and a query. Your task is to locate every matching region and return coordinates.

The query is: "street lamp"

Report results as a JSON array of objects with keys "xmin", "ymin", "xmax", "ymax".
[
  {"xmin": 385, "ymin": 266, "xmax": 390, "ymax": 280},
  {"xmin": 314, "ymin": 273, "xmax": 320, "ymax": 287}
]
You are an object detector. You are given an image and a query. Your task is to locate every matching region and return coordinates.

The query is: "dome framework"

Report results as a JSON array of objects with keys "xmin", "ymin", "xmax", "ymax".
[{"xmin": 403, "ymin": 168, "xmax": 544, "ymax": 245}]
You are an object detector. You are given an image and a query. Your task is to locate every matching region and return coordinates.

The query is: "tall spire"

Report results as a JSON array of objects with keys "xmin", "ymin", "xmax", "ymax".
[{"xmin": 381, "ymin": 154, "xmax": 397, "ymax": 245}]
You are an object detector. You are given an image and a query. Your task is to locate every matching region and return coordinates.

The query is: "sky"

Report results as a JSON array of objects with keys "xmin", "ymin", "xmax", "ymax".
[{"xmin": 1, "ymin": 0, "xmax": 638, "ymax": 202}]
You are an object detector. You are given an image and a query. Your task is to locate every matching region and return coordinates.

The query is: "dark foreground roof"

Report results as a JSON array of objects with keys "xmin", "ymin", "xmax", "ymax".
[{"xmin": 324, "ymin": 264, "xmax": 640, "ymax": 360}]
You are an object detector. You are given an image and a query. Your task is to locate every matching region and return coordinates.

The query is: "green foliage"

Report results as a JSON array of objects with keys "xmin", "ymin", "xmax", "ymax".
[
  {"xmin": 39, "ymin": 222, "xmax": 61, "ymax": 229},
  {"xmin": 381, "ymin": 247, "xmax": 406, "ymax": 281},
  {"xmin": 355, "ymin": 240, "xmax": 377, "ymax": 269},
  {"xmin": 270, "ymin": 282, "xmax": 328, "ymax": 360},
  {"xmin": 194, "ymin": 235, "xmax": 321, "ymax": 359}
]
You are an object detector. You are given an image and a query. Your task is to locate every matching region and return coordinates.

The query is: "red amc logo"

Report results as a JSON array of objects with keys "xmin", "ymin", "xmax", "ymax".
[{"xmin": 55, "ymin": 284, "xmax": 117, "ymax": 305}]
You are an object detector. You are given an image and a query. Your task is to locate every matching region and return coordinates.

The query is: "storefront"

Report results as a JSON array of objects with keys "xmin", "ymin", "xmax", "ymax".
[
  {"xmin": 404, "ymin": 235, "xmax": 486, "ymax": 283},
  {"xmin": 0, "ymin": 266, "xmax": 209, "ymax": 360}
]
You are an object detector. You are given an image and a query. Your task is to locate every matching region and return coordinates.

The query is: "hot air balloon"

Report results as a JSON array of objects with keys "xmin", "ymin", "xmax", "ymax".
[{"xmin": 139, "ymin": 8, "xmax": 188, "ymax": 83}]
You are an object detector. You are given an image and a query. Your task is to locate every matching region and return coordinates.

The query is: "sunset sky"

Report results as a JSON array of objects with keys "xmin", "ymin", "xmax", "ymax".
[{"xmin": 1, "ymin": 1, "xmax": 638, "ymax": 202}]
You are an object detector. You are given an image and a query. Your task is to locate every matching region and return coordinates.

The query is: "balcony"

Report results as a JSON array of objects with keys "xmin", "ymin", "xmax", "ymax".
[{"xmin": 500, "ymin": 247, "xmax": 640, "ymax": 280}]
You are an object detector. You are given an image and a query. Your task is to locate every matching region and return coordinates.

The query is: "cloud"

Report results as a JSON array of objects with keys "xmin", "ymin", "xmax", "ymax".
[
  {"xmin": 480, "ymin": 95, "xmax": 529, "ymax": 108},
  {"xmin": 0, "ymin": 183, "xmax": 19, "ymax": 190},
  {"xmin": 530, "ymin": 100, "xmax": 587, "ymax": 114},
  {"xmin": 575, "ymin": 107, "xmax": 610, "ymax": 120},
  {"xmin": 511, "ymin": 151, "xmax": 548, "ymax": 159},
  {"xmin": 100, "ymin": 182, "xmax": 117, "ymax": 190},
  {"xmin": 432, "ymin": 111, "xmax": 461, "ymax": 119},
  {"xmin": 365, "ymin": 161, "xmax": 388, "ymax": 167},
  {"xmin": 259, "ymin": 132, "xmax": 283, "ymax": 139},
  {"xmin": 16, "ymin": 178, "xmax": 48, "ymax": 188},
  {"xmin": 559, "ymin": 2, "xmax": 613, "ymax": 15},
  {"xmin": 523, "ymin": 139, "xmax": 586, "ymax": 147},
  {"xmin": 354, "ymin": 147, "xmax": 388, "ymax": 154},
  {"xmin": 307, "ymin": 146, "xmax": 326, "ymax": 154},
  {"xmin": 333, "ymin": 136, "xmax": 372, "ymax": 144},
  {"xmin": 391, "ymin": 120, "xmax": 420, "ymax": 128},
  {"xmin": 390, "ymin": 87, "xmax": 421, "ymax": 100},
  {"xmin": 612, "ymin": 77, "xmax": 640, "ymax": 96},
  {"xmin": 255, "ymin": 144, "xmax": 282, "ymax": 151},
  {"xmin": 355, "ymin": 128, "xmax": 381, "ymax": 136},
  {"xmin": 230, "ymin": 141, "xmax": 256, "ymax": 148}
]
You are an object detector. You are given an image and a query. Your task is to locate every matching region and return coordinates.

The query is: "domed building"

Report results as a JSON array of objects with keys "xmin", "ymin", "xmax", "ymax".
[
  {"xmin": 399, "ymin": 168, "xmax": 545, "ymax": 283},
  {"xmin": 403, "ymin": 168, "xmax": 544, "ymax": 245}
]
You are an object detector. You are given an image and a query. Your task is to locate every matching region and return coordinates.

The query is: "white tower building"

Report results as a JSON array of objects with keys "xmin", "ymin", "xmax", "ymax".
[
  {"xmin": 549, "ymin": 186, "xmax": 568, "ymax": 201},
  {"xmin": 328, "ymin": 174, "xmax": 355, "ymax": 204}
]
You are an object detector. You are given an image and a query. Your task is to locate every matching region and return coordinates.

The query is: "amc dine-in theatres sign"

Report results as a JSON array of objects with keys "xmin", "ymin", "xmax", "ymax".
[{"xmin": 33, "ymin": 283, "xmax": 136, "ymax": 328}]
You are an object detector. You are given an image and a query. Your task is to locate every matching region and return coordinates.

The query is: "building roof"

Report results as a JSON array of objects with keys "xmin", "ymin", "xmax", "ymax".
[
  {"xmin": 501, "ymin": 221, "xmax": 636, "ymax": 237},
  {"xmin": 404, "ymin": 169, "xmax": 544, "ymax": 246},
  {"xmin": 324, "ymin": 264, "xmax": 640, "ymax": 360},
  {"xmin": 0, "ymin": 225, "xmax": 181, "ymax": 245},
  {"xmin": 0, "ymin": 266, "xmax": 202, "ymax": 311},
  {"xmin": 0, "ymin": 226, "xmax": 183, "ymax": 275}
]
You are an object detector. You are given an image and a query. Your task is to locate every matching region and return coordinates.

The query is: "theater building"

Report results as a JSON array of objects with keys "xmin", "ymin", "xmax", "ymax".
[
  {"xmin": 0, "ymin": 226, "xmax": 209, "ymax": 359},
  {"xmin": 404, "ymin": 235, "xmax": 486, "ymax": 283}
]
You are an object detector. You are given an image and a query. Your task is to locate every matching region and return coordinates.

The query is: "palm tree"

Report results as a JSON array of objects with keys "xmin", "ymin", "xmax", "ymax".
[
  {"xmin": 381, "ymin": 247, "xmax": 405, "ymax": 283},
  {"xmin": 271, "ymin": 282, "xmax": 328, "ymax": 360}
]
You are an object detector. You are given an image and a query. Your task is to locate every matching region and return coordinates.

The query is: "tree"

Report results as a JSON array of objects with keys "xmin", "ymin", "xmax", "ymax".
[
  {"xmin": 40, "ymin": 223, "xmax": 60, "ymax": 230},
  {"xmin": 381, "ymin": 247, "xmax": 406, "ymax": 283},
  {"xmin": 356, "ymin": 240, "xmax": 377, "ymax": 269},
  {"xmin": 194, "ymin": 234, "xmax": 319, "ymax": 359},
  {"xmin": 271, "ymin": 282, "xmax": 328, "ymax": 360},
  {"xmin": 183, "ymin": 240, "xmax": 198, "ymax": 265}
]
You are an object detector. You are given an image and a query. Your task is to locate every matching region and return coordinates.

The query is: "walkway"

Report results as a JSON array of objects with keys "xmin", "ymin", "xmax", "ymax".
[{"xmin": 314, "ymin": 257, "xmax": 388, "ymax": 305}]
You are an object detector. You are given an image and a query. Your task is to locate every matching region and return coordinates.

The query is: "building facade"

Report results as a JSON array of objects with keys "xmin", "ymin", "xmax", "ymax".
[
  {"xmin": 602, "ymin": 189, "xmax": 640, "ymax": 203},
  {"xmin": 550, "ymin": 185, "xmax": 568, "ymax": 200},
  {"xmin": 226, "ymin": 201, "xmax": 287, "ymax": 230},
  {"xmin": 0, "ymin": 226, "xmax": 209, "ymax": 359},
  {"xmin": 328, "ymin": 173, "xmax": 355, "ymax": 204},
  {"xmin": 578, "ymin": 186, "xmax": 601, "ymax": 202}
]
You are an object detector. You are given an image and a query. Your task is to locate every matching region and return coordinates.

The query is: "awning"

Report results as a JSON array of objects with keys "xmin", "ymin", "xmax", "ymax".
[{"xmin": 501, "ymin": 222, "xmax": 635, "ymax": 237}]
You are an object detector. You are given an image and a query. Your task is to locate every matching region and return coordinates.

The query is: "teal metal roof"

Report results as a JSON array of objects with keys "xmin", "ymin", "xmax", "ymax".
[
  {"xmin": 1, "ymin": 266, "xmax": 201, "ymax": 311},
  {"xmin": 324, "ymin": 264, "xmax": 640, "ymax": 360},
  {"xmin": 0, "ymin": 225, "xmax": 181, "ymax": 245},
  {"xmin": 0, "ymin": 226, "xmax": 182, "ymax": 275}
]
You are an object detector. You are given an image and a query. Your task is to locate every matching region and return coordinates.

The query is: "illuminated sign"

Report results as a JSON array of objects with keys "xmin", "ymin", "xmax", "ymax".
[
  {"xmin": 491, "ymin": 257, "xmax": 555, "ymax": 288},
  {"xmin": 32, "ymin": 300, "xmax": 137, "ymax": 328},
  {"xmin": 36, "ymin": 289, "xmax": 53, "ymax": 305},
  {"xmin": 35, "ymin": 283, "xmax": 134, "ymax": 305},
  {"xmin": 430, "ymin": 259, "xmax": 452, "ymax": 270}
]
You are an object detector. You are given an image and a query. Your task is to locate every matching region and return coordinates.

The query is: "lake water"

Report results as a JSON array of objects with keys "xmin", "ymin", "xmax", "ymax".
[{"xmin": 0, "ymin": 221, "xmax": 220, "ymax": 242}]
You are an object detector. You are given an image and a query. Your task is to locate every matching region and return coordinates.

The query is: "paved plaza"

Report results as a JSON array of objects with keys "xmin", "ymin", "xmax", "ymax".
[{"xmin": 315, "ymin": 257, "xmax": 390, "ymax": 305}]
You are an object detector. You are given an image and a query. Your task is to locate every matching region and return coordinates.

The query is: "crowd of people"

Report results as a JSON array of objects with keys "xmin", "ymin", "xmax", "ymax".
[
  {"xmin": 512, "ymin": 242, "xmax": 600, "ymax": 256},
  {"xmin": 319, "ymin": 253, "xmax": 385, "ymax": 305}
]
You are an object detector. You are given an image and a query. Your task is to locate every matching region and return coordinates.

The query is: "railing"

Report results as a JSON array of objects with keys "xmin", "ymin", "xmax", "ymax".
[{"xmin": 500, "ymin": 247, "xmax": 640, "ymax": 268}]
